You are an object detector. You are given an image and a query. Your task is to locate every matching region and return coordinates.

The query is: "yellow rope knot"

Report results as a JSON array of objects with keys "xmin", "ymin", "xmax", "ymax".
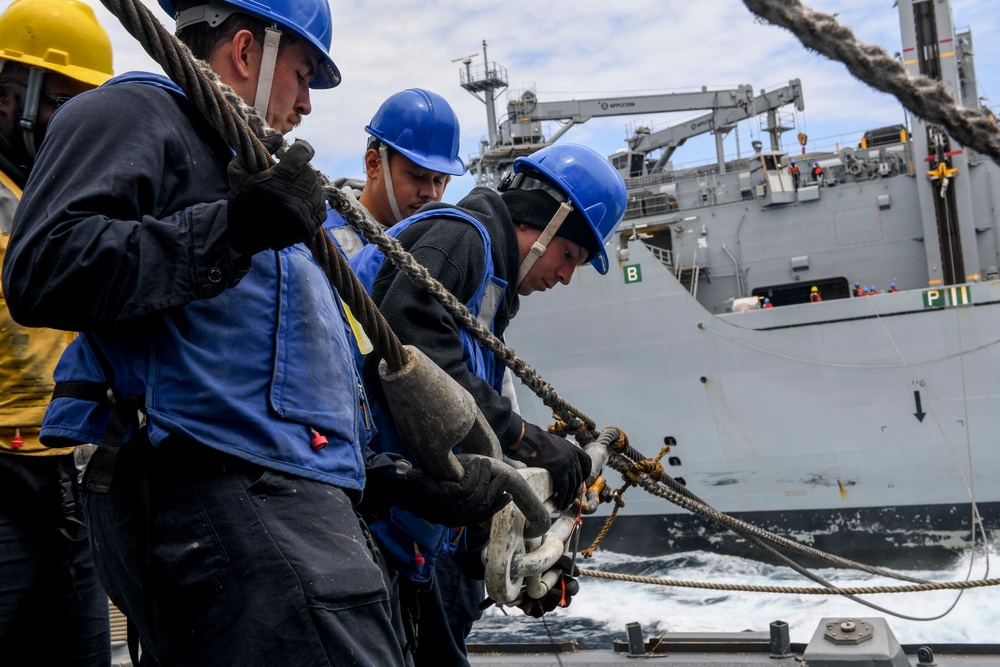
[
  {"xmin": 623, "ymin": 445, "xmax": 669, "ymax": 485},
  {"xmin": 609, "ymin": 427, "xmax": 630, "ymax": 453},
  {"xmin": 583, "ymin": 445, "xmax": 670, "ymax": 558},
  {"xmin": 548, "ymin": 415, "xmax": 599, "ymax": 441}
]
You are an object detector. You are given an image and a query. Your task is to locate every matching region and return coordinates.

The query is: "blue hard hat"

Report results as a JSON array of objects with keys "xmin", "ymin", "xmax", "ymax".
[
  {"xmin": 891, "ymin": 282, "xmax": 896, "ymax": 287},
  {"xmin": 764, "ymin": 298, "xmax": 771, "ymax": 303},
  {"xmin": 159, "ymin": 0, "xmax": 340, "ymax": 88},
  {"xmin": 512, "ymin": 144, "xmax": 627, "ymax": 275},
  {"xmin": 365, "ymin": 88, "xmax": 465, "ymax": 176},
  {"xmin": 790, "ymin": 159, "xmax": 796, "ymax": 164},
  {"xmin": 854, "ymin": 282, "xmax": 860, "ymax": 287}
]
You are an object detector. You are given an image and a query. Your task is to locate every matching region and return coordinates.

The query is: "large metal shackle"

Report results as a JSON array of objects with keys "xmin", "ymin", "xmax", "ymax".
[{"xmin": 377, "ymin": 345, "xmax": 551, "ymax": 538}]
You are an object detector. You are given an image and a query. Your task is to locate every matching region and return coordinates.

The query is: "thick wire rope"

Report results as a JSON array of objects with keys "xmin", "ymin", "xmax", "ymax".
[{"xmin": 742, "ymin": 0, "xmax": 1000, "ymax": 166}]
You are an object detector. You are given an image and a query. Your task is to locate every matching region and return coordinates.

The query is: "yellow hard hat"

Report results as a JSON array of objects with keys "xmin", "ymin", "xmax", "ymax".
[
  {"xmin": 810, "ymin": 286, "xmax": 818, "ymax": 292},
  {"xmin": 0, "ymin": 0, "xmax": 113, "ymax": 87}
]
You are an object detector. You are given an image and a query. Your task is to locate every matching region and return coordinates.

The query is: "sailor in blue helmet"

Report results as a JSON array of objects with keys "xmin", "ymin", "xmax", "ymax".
[
  {"xmin": 351, "ymin": 142, "xmax": 628, "ymax": 665},
  {"xmin": 0, "ymin": 0, "xmax": 421, "ymax": 664},
  {"xmin": 327, "ymin": 87, "xmax": 465, "ymax": 258}
]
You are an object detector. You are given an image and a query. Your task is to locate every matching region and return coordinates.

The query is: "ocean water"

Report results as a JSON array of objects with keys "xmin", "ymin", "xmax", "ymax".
[{"xmin": 468, "ymin": 544, "xmax": 1000, "ymax": 648}]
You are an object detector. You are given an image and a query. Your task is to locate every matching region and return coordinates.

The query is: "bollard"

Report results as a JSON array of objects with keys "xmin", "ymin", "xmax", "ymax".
[
  {"xmin": 626, "ymin": 622, "xmax": 646, "ymax": 657},
  {"xmin": 770, "ymin": 620, "xmax": 792, "ymax": 659}
]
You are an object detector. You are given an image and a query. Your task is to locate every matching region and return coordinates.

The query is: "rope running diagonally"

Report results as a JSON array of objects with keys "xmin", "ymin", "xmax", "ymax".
[
  {"xmin": 578, "ymin": 568, "xmax": 1000, "ymax": 596},
  {"xmin": 742, "ymin": 0, "xmax": 1000, "ymax": 166}
]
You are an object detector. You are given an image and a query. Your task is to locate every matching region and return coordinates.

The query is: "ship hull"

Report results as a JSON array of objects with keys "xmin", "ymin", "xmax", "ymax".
[
  {"xmin": 576, "ymin": 501, "xmax": 998, "ymax": 568},
  {"xmin": 510, "ymin": 242, "xmax": 1000, "ymax": 558}
]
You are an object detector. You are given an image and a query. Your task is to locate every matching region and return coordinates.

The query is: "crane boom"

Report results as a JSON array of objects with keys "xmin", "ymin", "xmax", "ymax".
[
  {"xmin": 628, "ymin": 80, "xmax": 804, "ymax": 173},
  {"xmin": 507, "ymin": 85, "xmax": 755, "ymax": 124}
]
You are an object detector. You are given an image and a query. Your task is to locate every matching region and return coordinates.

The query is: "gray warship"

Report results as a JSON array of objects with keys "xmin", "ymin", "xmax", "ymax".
[{"xmin": 457, "ymin": 0, "xmax": 1000, "ymax": 562}]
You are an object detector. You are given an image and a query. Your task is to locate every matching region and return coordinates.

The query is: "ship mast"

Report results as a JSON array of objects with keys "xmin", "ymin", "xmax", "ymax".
[
  {"xmin": 898, "ymin": 0, "xmax": 983, "ymax": 286},
  {"xmin": 457, "ymin": 41, "xmax": 510, "ymax": 188}
]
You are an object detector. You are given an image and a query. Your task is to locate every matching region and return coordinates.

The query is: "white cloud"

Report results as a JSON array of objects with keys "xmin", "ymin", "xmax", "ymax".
[{"xmin": 90, "ymin": 0, "xmax": 1000, "ymax": 201}]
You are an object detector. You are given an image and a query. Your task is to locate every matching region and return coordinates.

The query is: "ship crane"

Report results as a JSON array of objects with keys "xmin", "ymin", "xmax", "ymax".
[
  {"xmin": 626, "ymin": 80, "xmax": 804, "ymax": 177},
  {"xmin": 496, "ymin": 85, "xmax": 755, "ymax": 181},
  {"xmin": 460, "ymin": 49, "xmax": 782, "ymax": 187}
]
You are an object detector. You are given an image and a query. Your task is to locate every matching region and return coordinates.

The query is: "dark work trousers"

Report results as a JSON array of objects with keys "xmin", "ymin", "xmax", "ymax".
[
  {"xmin": 406, "ymin": 552, "xmax": 485, "ymax": 667},
  {"xmin": 84, "ymin": 438, "xmax": 405, "ymax": 667},
  {"xmin": 0, "ymin": 452, "xmax": 111, "ymax": 666}
]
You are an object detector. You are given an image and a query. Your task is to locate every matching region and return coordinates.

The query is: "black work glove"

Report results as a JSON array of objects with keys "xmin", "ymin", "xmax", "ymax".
[
  {"xmin": 364, "ymin": 456, "xmax": 511, "ymax": 527},
  {"xmin": 512, "ymin": 423, "xmax": 592, "ymax": 511},
  {"xmin": 227, "ymin": 135, "xmax": 326, "ymax": 257},
  {"xmin": 518, "ymin": 555, "xmax": 581, "ymax": 618}
]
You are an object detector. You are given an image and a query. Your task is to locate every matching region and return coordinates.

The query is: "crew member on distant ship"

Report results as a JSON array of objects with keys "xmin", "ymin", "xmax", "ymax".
[
  {"xmin": 789, "ymin": 159, "xmax": 800, "ymax": 189},
  {"xmin": 809, "ymin": 286, "xmax": 822, "ymax": 303},
  {"xmin": 889, "ymin": 282, "xmax": 898, "ymax": 293},
  {"xmin": 812, "ymin": 161, "xmax": 824, "ymax": 186},
  {"xmin": 854, "ymin": 282, "xmax": 864, "ymax": 297},
  {"xmin": 762, "ymin": 297, "xmax": 774, "ymax": 308},
  {"xmin": 870, "ymin": 285, "xmax": 879, "ymax": 295}
]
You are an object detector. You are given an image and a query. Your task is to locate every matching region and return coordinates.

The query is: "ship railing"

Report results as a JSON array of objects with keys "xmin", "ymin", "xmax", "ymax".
[
  {"xmin": 624, "ymin": 171, "xmax": 676, "ymax": 190},
  {"xmin": 624, "ymin": 193, "xmax": 677, "ymax": 221},
  {"xmin": 644, "ymin": 244, "xmax": 675, "ymax": 273}
]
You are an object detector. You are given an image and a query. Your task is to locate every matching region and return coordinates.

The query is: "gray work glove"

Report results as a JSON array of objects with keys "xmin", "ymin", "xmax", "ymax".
[{"xmin": 227, "ymin": 136, "xmax": 326, "ymax": 256}]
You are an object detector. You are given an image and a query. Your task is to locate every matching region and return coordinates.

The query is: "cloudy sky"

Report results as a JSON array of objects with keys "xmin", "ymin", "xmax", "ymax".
[{"xmin": 88, "ymin": 0, "xmax": 999, "ymax": 200}]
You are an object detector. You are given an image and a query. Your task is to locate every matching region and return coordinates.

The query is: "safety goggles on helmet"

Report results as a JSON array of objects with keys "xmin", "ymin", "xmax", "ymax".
[{"xmin": 499, "ymin": 170, "xmax": 569, "ymax": 205}]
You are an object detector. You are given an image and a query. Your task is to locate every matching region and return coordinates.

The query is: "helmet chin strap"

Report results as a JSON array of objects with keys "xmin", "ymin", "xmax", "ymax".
[
  {"xmin": 18, "ymin": 68, "xmax": 44, "ymax": 160},
  {"xmin": 174, "ymin": 3, "xmax": 281, "ymax": 121},
  {"xmin": 379, "ymin": 144, "xmax": 405, "ymax": 223},
  {"xmin": 516, "ymin": 201, "xmax": 573, "ymax": 288},
  {"xmin": 252, "ymin": 26, "xmax": 282, "ymax": 119}
]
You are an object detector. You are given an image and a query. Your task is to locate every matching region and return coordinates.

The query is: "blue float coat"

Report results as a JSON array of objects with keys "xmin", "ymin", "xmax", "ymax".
[{"xmin": 2, "ymin": 74, "xmax": 371, "ymax": 490}]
